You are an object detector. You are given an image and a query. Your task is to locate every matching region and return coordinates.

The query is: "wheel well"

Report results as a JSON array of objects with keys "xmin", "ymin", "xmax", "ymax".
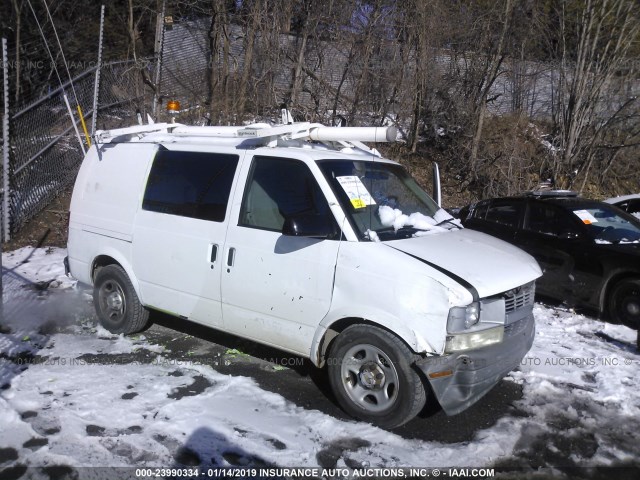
[
  {"xmin": 602, "ymin": 273, "xmax": 640, "ymax": 314},
  {"xmin": 91, "ymin": 255, "xmax": 121, "ymax": 282},
  {"xmin": 317, "ymin": 317, "xmax": 418, "ymax": 366}
]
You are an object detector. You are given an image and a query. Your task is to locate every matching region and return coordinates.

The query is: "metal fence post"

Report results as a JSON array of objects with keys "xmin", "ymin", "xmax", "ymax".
[
  {"xmin": 91, "ymin": 5, "xmax": 105, "ymax": 136},
  {"xmin": 2, "ymin": 37, "xmax": 10, "ymax": 243},
  {"xmin": 1, "ymin": 37, "xmax": 9, "ymax": 322}
]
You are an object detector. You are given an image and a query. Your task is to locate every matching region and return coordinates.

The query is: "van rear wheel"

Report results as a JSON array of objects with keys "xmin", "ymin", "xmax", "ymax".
[
  {"xmin": 93, "ymin": 265, "xmax": 150, "ymax": 334},
  {"xmin": 327, "ymin": 325, "xmax": 426, "ymax": 429}
]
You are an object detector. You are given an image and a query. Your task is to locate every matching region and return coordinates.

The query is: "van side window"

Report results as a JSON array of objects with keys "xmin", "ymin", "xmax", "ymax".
[
  {"xmin": 240, "ymin": 156, "xmax": 330, "ymax": 231},
  {"xmin": 142, "ymin": 150, "xmax": 239, "ymax": 222}
]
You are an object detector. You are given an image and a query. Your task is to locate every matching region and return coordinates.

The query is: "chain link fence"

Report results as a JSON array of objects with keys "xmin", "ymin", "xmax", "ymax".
[{"xmin": 1, "ymin": 58, "xmax": 154, "ymax": 240}]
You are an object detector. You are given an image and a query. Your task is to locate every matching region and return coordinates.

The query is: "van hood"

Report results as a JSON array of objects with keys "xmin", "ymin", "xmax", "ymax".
[{"xmin": 386, "ymin": 229, "xmax": 542, "ymax": 298}]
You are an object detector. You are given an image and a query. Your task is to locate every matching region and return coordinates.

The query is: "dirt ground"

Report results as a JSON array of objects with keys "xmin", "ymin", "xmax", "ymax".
[{"xmin": 2, "ymin": 187, "xmax": 72, "ymax": 252}]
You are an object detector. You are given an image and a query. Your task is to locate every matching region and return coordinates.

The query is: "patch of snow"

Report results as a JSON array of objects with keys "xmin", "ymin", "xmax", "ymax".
[
  {"xmin": 2, "ymin": 246, "xmax": 76, "ymax": 290},
  {"xmin": 365, "ymin": 229, "xmax": 380, "ymax": 242},
  {"xmin": 378, "ymin": 206, "xmax": 460, "ymax": 234},
  {"xmin": 2, "ymin": 248, "xmax": 640, "ymax": 472}
]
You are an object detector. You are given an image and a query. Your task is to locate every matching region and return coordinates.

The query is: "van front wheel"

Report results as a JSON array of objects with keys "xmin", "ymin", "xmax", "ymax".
[
  {"xmin": 93, "ymin": 265, "xmax": 150, "ymax": 334},
  {"xmin": 327, "ymin": 325, "xmax": 426, "ymax": 429}
]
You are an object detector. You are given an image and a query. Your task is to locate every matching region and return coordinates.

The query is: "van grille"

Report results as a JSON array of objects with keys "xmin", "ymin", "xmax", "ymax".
[{"xmin": 503, "ymin": 282, "xmax": 535, "ymax": 313}]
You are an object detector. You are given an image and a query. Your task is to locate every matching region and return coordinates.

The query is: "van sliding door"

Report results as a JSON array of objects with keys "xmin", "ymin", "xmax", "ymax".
[{"xmin": 132, "ymin": 147, "xmax": 243, "ymax": 327}]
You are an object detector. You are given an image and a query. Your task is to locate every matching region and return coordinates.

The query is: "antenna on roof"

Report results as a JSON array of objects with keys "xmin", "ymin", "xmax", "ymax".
[{"xmin": 334, "ymin": 115, "xmax": 347, "ymax": 128}]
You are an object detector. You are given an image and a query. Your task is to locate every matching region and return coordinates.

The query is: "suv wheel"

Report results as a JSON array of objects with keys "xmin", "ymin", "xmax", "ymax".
[
  {"xmin": 609, "ymin": 279, "xmax": 640, "ymax": 330},
  {"xmin": 327, "ymin": 325, "xmax": 426, "ymax": 429},
  {"xmin": 93, "ymin": 265, "xmax": 150, "ymax": 334}
]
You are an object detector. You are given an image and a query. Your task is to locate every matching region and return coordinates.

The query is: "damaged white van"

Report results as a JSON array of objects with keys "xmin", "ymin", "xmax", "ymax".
[{"xmin": 66, "ymin": 118, "xmax": 541, "ymax": 428}]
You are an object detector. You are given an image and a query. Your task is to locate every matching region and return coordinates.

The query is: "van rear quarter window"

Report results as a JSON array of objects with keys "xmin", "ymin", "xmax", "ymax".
[{"xmin": 142, "ymin": 150, "xmax": 239, "ymax": 222}]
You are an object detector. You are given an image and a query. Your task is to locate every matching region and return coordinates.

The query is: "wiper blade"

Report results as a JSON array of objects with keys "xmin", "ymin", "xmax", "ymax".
[
  {"xmin": 436, "ymin": 218, "xmax": 462, "ymax": 230},
  {"xmin": 373, "ymin": 226, "xmax": 420, "ymax": 238}
]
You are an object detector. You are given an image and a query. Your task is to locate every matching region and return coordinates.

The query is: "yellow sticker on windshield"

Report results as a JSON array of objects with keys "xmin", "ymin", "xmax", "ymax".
[
  {"xmin": 336, "ymin": 176, "xmax": 376, "ymax": 210},
  {"xmin": 351, "ymin": 199, "xmax": 366, "ymax": 209}
]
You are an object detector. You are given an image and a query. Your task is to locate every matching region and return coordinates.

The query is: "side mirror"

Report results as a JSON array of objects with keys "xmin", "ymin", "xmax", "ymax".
[
  {"xmin": 432, "ymin": 162, "xmax": 441, "ymax": 207},
  {"xmin": 282, "ymin": 214, "xmax": 335, "ymax": 238}
]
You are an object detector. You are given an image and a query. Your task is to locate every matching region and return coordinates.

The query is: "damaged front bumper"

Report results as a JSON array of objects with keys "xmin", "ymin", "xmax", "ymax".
[{"xmin": 416, "ymin": 311, "xmax": 535, "ymax": 416}]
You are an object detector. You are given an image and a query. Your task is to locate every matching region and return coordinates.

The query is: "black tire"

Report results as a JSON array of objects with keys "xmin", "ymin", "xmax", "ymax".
[
  {"xmin": 609, "ymin": 279, "xmax": 640, "ymax": 330},
  {"xmin": 93, "ymin": 265, "xmax": 151, "ymax": 334},
  {"xmin": 327, "ymin": 325, "xmax": 427, "ymax": 429}
]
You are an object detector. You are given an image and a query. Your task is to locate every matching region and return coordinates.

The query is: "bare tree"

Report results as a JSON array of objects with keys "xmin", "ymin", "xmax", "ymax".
[
  {"xmin": 553, "ymin": 0, "xmax": 639, "ymax": 191},
  {"xmin": 207, "ymin": 0, "xmax": 234, "ymax": 123},
  {"xmin": 467, "ymin": 0, "xmax": 514, "ymax": 177}
]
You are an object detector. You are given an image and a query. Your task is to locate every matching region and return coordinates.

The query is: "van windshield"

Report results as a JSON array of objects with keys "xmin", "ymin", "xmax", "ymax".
[{"xmin": 318, "ymin": 159, "xmax": 461, "ymax": 241}]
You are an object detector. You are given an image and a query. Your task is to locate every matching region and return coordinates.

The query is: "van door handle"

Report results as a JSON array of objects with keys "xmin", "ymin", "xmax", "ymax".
[
  {"xmin": 209, "ymin": 244, "xmax": 218, "ymax": 268},
  {"xmin": 227, "ymin": 247, "xmax": 235, "ymax": 267}
]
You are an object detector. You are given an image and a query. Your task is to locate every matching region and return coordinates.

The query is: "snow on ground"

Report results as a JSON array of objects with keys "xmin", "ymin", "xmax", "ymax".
[{"xmin": 1, "ymin": 247, "xmax": 640, "ymax": 477}]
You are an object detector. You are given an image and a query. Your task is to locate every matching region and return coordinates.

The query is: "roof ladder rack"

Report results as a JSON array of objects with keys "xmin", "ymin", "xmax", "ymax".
[
  {"xmin": 95, "ymin": 122, "xmax": 184, "ymax": 143},
  {"xmin": 94, "ymin": 121, "xmax": 398, "ymax": 146}
]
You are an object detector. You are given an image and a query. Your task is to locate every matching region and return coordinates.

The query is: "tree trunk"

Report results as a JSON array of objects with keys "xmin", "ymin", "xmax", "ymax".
[
  {"xmin": 290, "ymin": 31, "xmax": 308, "ymax": 106},
  {"xmin": 208, "ymin": 1, "xmax": 230, "ymax": 124},
  {"xmin": 468, "ymin": 0, "xmax": 513, "ymax": 175},
  {"xmin": 236, "ymin": 0, "xmax": 261, "ymax": 114}
]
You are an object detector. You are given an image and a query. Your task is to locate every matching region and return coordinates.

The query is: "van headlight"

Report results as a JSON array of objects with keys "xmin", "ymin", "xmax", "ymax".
[
  {"xmin": 445, "ymin": 302, "xmax": 504, "ymax": 352},
  {"xmin": 447, "ymin": 302, "xmax": 480, "ymax": 333}
]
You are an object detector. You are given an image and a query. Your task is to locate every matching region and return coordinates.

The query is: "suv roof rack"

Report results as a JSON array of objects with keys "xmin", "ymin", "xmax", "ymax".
[{"xmin": 525, "ymin": 190, "xmax": 579, "ymax": 198}]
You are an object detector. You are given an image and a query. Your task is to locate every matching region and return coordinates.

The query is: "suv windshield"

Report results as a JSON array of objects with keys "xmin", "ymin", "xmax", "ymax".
[
  {"xmin": 572, "ymin": 205, "xmax": 640, "ymax": 244},
  {"xmin": 319, "ymin": 159, "xmax": 461, "ymax": 241}
]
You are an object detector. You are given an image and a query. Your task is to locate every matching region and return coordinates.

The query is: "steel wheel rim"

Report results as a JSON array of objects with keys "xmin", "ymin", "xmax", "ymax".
[
  {"xmin": 340, "ymin": 343, "xmax": 399, "ymax": 413},
  {"xmin": 620, "ymin": 288, "xmax": 640, "ymax": 324},
  {"xmin": 98, "ymin": 280, "xmax": 126, "ymax": 324},
  {"xmin": 618, "ymin": 286, "xmax": 640, "ymax": 325}
]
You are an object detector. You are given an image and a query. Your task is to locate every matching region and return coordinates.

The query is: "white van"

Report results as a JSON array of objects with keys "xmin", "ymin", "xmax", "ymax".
[{"xmin": 66, "ymin": 118, "xmax": 541, "ymax": 428}]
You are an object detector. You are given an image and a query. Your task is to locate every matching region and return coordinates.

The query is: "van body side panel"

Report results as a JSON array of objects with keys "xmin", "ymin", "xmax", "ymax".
[
  {"xmin": 67, "ymin": 228, "xmax": 135, "ymax": 288},
  {"xmin": 133, "ymin": 212, "xmax": 227, "ymax": 323},
  {"xmin": 70, "ymin": 144, "xmax": 158, "ymax": 239},
  {"xmin": 316, "ymin": 241, "xmax": 473, "ymax": 358},
  {"xmin": 221, "ymin": 229, "xmax": 340, "ymax": 355},
  {"xmin": 67, "ymin": 144, "xmax": 158, "ymax": 286}
]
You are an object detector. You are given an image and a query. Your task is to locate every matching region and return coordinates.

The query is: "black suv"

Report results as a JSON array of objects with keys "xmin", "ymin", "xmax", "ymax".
[{"xmin": 459, "ymin": 191, "xmax": 640, "ymax": 330}]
